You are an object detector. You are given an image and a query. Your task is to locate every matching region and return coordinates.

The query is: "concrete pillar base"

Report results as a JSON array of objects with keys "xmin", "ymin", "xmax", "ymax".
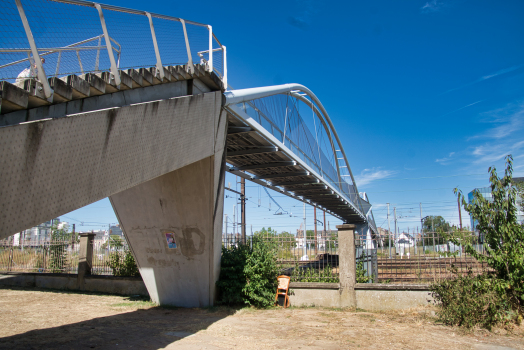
[
  {"xmin": 110, "ymin": 155, "xmax": 225, "ymax": 307},
  {"xmin": 337, "ymin": 224, "xmax": 356, "ymax": 308}
]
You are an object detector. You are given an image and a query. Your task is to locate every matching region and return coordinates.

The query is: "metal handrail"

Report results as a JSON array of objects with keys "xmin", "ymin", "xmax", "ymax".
[
  {"xmin": 0, "ymin": 35, "xmax": 121, "ymax": 76},
  {"xmin": 1, "ymin": 0, "xmax": 227, "ymax": 95}
]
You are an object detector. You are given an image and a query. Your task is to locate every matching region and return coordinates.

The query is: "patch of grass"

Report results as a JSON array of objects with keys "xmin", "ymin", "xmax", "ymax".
[{"xmin": 110, "ymin": 297, "xmax": 156, "ymax": 309}]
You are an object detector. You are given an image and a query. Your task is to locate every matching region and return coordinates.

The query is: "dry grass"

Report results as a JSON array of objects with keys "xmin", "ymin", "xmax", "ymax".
[{"xmin": 0, "ymin": 288, "xmax": 523, "ymax": 349}]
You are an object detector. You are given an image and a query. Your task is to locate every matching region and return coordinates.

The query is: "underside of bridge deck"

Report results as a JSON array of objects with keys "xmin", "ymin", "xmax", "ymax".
[{"xmin": 224, "ymin": 113, "xmax": 366, "ymax": 224}]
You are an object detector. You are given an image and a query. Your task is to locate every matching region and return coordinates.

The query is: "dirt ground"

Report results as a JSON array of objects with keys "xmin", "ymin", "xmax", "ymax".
[{"xmin": 0, "ymin": 288, "xmax": 523, "ymax": 350}]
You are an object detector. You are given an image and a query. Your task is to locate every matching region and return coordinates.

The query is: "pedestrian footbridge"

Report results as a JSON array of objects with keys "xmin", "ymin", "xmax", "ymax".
[{"xmin": 0, "ymin": 0, "xmax": 376, "ymax": 307}]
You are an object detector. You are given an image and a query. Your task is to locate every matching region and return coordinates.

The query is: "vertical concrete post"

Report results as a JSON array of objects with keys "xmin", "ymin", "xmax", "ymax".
[
  {"xmin": 337, "ymin": 224, "xmax": 356, "ymax": 308},
  {"xmin": 77, "ymin": 233, "xmax": 95, "ymax": 287}
]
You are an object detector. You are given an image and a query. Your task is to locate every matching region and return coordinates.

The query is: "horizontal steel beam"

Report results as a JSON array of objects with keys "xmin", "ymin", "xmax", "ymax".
[
  {"xmin": 227, "ymin": 146, "xmax": 278, "ymax": 157},
  {"xmin": 229, "ymin": 161, "xmax": 296, "ymax": 171},
  {"xmin": 272, "ymin": 179, "xmax": 319, "ymax": 186},
  {"xmin": 227, "ymin": 126, "xmax": 253, "ymax": 134},
  {"xmin": 253, "ymin": 171, "xmax": 309, "ymax": 180}
]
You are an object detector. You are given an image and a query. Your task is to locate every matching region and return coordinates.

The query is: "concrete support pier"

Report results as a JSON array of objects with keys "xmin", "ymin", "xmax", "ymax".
[
  {"xmin": 337, "ymin": 224, "xmax": 357, "ymax": 308},
  {"xmin": 110, "ymin": 154, "xmax": 225, "ymax": 307}
]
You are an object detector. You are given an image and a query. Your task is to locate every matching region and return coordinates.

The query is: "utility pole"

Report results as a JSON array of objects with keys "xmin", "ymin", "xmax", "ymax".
[
  {"xmin": 394, "ymin": 207, "xmax": 397, "ymax": 255},
  {"xmin": 303, "ymin": 202, "xmax": 307, "ymax": 260},
  {"xmin": 72, "ymin": 224, "xmax": 76, "ymax": 249},
  {"xmin": 420, "ymin": 203, "xmax": 425, "ymax": 254},
  {"xmin": 224, "ymin": 214, "xmax": 228, "ymax": 245},
  {"xmin": 387, "ymin": 203, "xmax": 391, "ymax": 258},
  {"xmin": 457, "ymin": 196, "xmax": 463, "ymax": 230},
  {"xmin": 314, "ymin": 206, "xmax": 318, "ymax": 256},
  {"xmin": 233, "ymin": 205, "xmax": 236, "ymax": 244},
  {"xmin": 241, "ymin": 177, "xmax": 246, "ymax": 244},
  {"xmin": 323, "ymin": 210, "xmax": 326, "ymax": 239}
]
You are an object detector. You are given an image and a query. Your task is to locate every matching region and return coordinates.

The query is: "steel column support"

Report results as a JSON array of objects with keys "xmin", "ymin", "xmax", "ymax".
[
  {"xmin": 222, "ymin": 45, "xmax": 227, "ymax": 88},
  {"xmin": 180, "ymin": 19, "xmax": 194, "ymax": 74},
  {"xmin": 95, "ymin": 3, "xmax": 121, "ymax": 86},
  {"xmin": 207, "ymin": 25, "xmax": 213, "ymax": 73},
  {"xmin": 15, "ymin": 0, "xmax": 53, "ymax": 99},
  {"xmin": 146, "ymin": 12, "xmax": 164, "ymax": 81}
]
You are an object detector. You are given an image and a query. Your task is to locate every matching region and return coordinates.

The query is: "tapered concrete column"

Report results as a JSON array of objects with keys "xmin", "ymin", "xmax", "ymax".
[
  {"xmin": 337, "ymin": 224, "xmax": 356, "ymax": 308},
  {"xmin": 109, "ymin": 97, "xmax": 227, "ymax": 307},
  {"xmin": 77, "ymin": 232, "xmax": 95, "ymax": 289}
]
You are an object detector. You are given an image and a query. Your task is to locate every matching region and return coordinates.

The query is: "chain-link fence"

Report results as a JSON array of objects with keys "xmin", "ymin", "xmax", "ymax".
[
  {"xmin": 0, "ymin": 0, "xmax": 226, "ymax": 91},
  {"xmin": 0, "ymin": 236, "xmax": 129, "ymax": 275},
  {"xmin": 374, "ymin": 230, "xmax": 490, "ymax": 283},
  {"xmin": 222, "ymin": 231, "xmax": 378, "ymax": 283}
]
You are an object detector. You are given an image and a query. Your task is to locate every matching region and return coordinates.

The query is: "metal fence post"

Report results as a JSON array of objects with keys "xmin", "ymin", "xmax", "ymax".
[
  {"xmin": 180, "ymin": 19, "xmax": 194, "ymax": 74},
  {"xmin": 94, "ymin": 3, "xmax": 121, "ymax": 87},
  {"xmin": 14, "ymin": 0, "xmax": 53, "ymax": 99},
  {"xmin": 337, "ymin": 224, "xmax": 356, "ymax": 308},
  {"xmin": 222, "ymin": 45, "xmax": 227, "ymax": 88},
  {"xmin": 77, "ymin": 233, "xmax": 95, "ymax": 287},
  {"xmin": 146, "ymin": 12, "xmax": 164, "ymax": 81},
  {"xmin": 207, "ymin": 25, "xmax": 213, "ymax": 73}
]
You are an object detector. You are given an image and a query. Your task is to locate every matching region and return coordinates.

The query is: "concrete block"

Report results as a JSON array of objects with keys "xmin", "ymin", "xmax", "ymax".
[
  {"xmin": 147, "ymin": 67, "xmax": 164, "ymax": 85},
  {"xmin": 81, "ymin": 73, "xmax": 106, "ymax": 96},
  {"xmin": 48, "ymin": 77, "xmax": 73, "ymax": 103},
  {"xmin": 97, "ymin": 72, "xmax": 119, "ymax": 93},
  {"xmin": 0, "ymin": 81, "xmax": 29, "ymax": 114},
  {"xmin": 61, "ymin": 74, "xmax": 90, "ymax": 99},
  {"xmin": 356, "ymin": 290, "xmax": 434, "ymax": 311},
  {"xmin": 139, "ymin": 68, "xmax": 154, "ymax": 86},
  {"xmin": 24, "ymin": 79, "xmax": 50, "ymax": 108},
  {"xmin": 176, "ymin": 65, "xmax": 192, "ymax": 80},
  {"xmin": 126, "ymin": 69, "xmax": 143, "ymax": 88},
  {"xmin": 118, "ymin": 70, "xmax": 133, "ymax": 90}
]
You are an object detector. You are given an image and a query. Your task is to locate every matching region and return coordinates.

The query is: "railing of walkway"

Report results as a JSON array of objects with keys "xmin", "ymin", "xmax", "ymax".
[
  {"xmin": 231, "ymin": 92, "xmax": 377, "ymax": 231},
  {"xmin": 0, "ymin": 0, "xmax": 226, "ymax": 92}
]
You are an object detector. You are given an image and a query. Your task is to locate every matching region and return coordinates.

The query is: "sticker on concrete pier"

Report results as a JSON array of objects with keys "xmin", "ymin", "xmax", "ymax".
[{"xmin": 165, "ymin": 232, "xmax": 177, "ymax": 249}]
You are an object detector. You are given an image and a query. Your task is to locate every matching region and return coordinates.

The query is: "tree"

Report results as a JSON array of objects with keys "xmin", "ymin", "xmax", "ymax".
[
  {"xmin": 48, "ymin": 225, "xmax": 72, "ymax": 273},
  {"xmin": 422, "ymin": 215, "xmax": 451, "ymax": 233},
  {"xmin": 102, "ymin": 235, "xmax": 124, "ymax": 250},
  {"xmin": 456, "ymin": 155, "xmax": 524, "ymax": 313}
]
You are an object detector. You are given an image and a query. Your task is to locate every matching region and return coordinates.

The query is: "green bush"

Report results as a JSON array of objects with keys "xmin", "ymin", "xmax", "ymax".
[
  {"xmin": 356, "ymin": 261, "xmax": 373, "ymax": 283},
  {"xmin": 216, "ymin": 234, "xmax": 279, "ymax": 308},
  {"xmin": 292, "ymin": 264, "xmax": 339, "ymax": 283},
  {"xmin": 431, "ymin": 269, "xmax": 519, "ymax": 329},
  {"xmin": 431, "ymin": 156, "xmax": 524, "ymax": 329},
  {"xmin": 107, "ymin": 249, "xmax": 139, "ymax": 277}
]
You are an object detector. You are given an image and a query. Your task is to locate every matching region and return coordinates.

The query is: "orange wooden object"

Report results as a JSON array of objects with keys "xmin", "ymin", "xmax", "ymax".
[{"xmin": 275, "ymin": 275, "xmax": 291, "ymax": 308}]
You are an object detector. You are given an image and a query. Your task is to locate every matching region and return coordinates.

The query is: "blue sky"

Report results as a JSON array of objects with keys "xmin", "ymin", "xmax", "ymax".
[{"xmin": 62, "ymin": 0, "xmax": 524, "ymax": 235}]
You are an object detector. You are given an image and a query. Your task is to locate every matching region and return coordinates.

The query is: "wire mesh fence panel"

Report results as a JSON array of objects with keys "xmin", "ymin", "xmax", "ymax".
[
  {"xmin": 90, "ymin": 240, "xmax": 129, "ymax": 275},
  {"xmin": 152, "ymin": 17, "xmax": 187, "ymax": 67},
  {"xmin": 223, "ymin": 231, "xmax": 341, "ymax": 282},
  {"xmin": 0, "ymin": 0, "xmax": 226, "ymax": 83},
  {"xmin": 0, "ymin": 239, "xmax": 79, "ymax": 273},
  {"xmin": 374, "ymin": 231, "xmax": 490, "ymax": 283}
]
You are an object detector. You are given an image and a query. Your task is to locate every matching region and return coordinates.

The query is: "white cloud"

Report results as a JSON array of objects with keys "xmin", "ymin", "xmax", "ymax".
[
  {"xmin": 436, "ymin": 152, "xmax": 455, "ymax": 164},
  {"xmin": 421, "ymin": 0, "xmax": 444, "ymax": 13},
  {"xmin": 471, "ymin": 140, "xmax": 524, "ymax": 164},
  {"xmin": 355, "ymin": 168, "xmax": 396, "ymax": 187},
  {"xmin": 442, "ymin": 64, "xmax": 524, "ymax": 94},
  {"xmin": 470, "ymin": 101, "xmax": 524, "ymax": 140}
]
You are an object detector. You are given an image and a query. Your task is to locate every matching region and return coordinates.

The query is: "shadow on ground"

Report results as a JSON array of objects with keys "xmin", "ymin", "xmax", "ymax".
[{"xmin": 0, "ymin": 298, "xmax": 231, "ymax": 350}]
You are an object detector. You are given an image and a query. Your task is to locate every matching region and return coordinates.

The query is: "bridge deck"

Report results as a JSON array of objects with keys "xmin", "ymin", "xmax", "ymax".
[{"xmin": 225, "ymin": 114, "xmax": 365, "ymax": 224}]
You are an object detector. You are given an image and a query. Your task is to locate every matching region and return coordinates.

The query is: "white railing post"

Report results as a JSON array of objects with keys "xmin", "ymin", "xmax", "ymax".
[
  {"xmin": 146, "ymin": 12, "xmax": 164, "ymax": 81},
  {"xmin": 222, "ymin": 45, "xmax": 227, "ymax": 88},
  {"xmin": 180, "ymin": 19, "xmax": 194, "ymax": 75},
  {"xmin": 15, "ymin": 0, "xmax": 53, "ymax": 99},
  {"xmin": 207, "ymin": 25, "xmax": 213, "ymax": 73},
  {"xmin": 94, "ymin": 3, "xmax": 121, "ymax": 86}
]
